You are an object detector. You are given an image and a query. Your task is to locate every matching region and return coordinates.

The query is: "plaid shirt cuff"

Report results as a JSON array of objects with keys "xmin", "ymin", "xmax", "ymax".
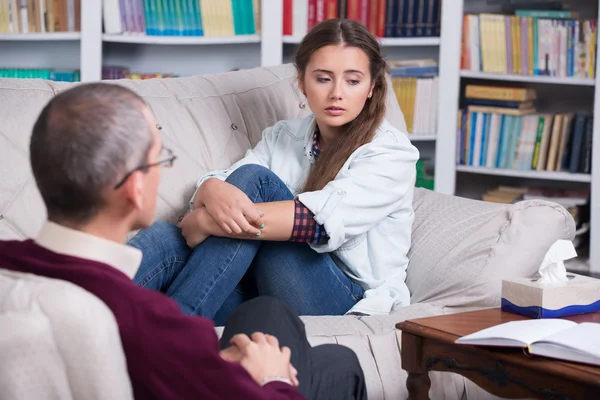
[{"xmin": 290, "ymin": 200, "xmax": 329, "ymax": 245}]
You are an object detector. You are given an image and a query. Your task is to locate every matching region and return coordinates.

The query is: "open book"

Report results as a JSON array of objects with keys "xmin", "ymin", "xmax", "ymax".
[{"xmin": 455, "ymin": 319, "xmax": 600, "ymax": 366}]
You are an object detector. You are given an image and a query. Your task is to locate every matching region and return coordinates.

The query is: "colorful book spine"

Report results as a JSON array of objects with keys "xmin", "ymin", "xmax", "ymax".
[
  {"xmin": 282, "ymin": 0, "xmax": 442, "ymax": 38},
  {"xmin": 461, "ymin": 12, "xmax": 596, "ymax": 78},
  {"xmin": 0, "ymin": 68, "xmax": 80, "ymax": 81},
  {"xmin": 105, "ymin": 0, "xmax": 257, "ymax": 37}
]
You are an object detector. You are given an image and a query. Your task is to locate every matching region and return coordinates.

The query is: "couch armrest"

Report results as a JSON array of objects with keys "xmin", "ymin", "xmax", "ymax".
[{"xmin": 406, "ymin": 188, "xmax": 576, "ymax": 312}]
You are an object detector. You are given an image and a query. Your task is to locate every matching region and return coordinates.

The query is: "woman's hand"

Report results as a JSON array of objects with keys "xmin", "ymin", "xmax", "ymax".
[
  {"xmin": 197, "ymin": 179, "xmax": 264, "ymax": 235},
  {"xmin": 178, "ymin": 209, "xmax": 210, "ymax": 248}
]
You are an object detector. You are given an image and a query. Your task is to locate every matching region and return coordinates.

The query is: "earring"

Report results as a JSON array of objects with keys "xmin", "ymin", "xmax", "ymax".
[{"xmin": 299, "ymin": 91, "xmax": 307, "ymax": 109}]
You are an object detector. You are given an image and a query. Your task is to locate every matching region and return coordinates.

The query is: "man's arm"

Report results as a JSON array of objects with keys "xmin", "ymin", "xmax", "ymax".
[{"xmin": 134, "ymin": 293, "xmax": 305, "ymax": 399}]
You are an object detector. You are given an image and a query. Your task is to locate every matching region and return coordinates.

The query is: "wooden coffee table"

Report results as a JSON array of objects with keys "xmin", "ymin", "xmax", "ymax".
[{"xmin": 396, "ymin": 308, "xmax": 600, "ymax": 399}]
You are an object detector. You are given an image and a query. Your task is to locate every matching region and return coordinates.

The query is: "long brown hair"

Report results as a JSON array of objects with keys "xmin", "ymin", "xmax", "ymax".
[{"xmin": 295, "ymin": 19, "xmax": 388, "ymax": 192}]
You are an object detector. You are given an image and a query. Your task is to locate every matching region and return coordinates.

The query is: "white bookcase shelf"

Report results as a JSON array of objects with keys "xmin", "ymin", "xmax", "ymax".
[
  {"xmin": 282, "ymin": 35, "xmax": 303, "ymax": 44},
  {"xmin": 456, "ymin": 166, "xmax": 593, "ymax": 183},
  {"xmin": 380, "ymin": 37, "xmax": 441, "ymax": 46},
  {"xmin": 409, "ymin": 134, "xmax": 437, "ymax": 141},
  {"xmin": 0, "ymin": 33, "xmax": 81, "ymax": 41},
  {"xmin": 102, "ymin": 34, "xmax": 261, "ymax": 45},
  {"xmin": 460, "ymin": 70, "xmax": 596, "ymax": 86}
]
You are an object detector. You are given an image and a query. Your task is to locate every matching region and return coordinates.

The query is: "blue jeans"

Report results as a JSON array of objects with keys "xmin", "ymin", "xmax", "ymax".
[{"xmin": 128, "ymin": 164, "xmax": 363, "ymax": 325}]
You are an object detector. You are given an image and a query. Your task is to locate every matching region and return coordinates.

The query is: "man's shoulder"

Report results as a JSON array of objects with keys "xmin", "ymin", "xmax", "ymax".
[
  {"xmin": 0, "ymin": 239, "xmax": 47, "ymax": 270},
  {"xmin": 0, "ymin": 238, "xmax": 34, "ymax": 252}
]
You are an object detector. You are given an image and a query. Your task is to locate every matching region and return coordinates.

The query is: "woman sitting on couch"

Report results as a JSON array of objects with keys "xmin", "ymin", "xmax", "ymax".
[{"xmin": 128, "ymin": 18, "xmax": 419, "ymax": 325}]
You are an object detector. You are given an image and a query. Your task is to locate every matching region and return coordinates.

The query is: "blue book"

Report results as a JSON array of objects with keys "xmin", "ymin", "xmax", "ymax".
[
  {"xmin": 507, "ymin": 117, "xmax": 522, "ymax": 169},
  {"xmin": 144, "ymin": 0, "xmax": 156, "ymax": 35},
  {"xmin": 188, "ymin": 0, "xmax": 202, "ymax": 36},
  {"xmin": 496, "ymin": 116, "xmax": 513, "ymax": 168},
  {"xmin": 386, "ymin": 0, "xmax": 399, "ymax": 37},
  {"xmin": 390, "ymin": 65, "xmax": 439, "ymax": 77},
  {"xmin": 567, "ymin": 21, "xmax": 575, "ymax": 77},
  {"xmin": 481, "ymin": 113, "xmax": 491, "ymax": 166},
  {"xmin": 465, "ymin": 99, "xmax": 533, "ymax": 109},
  {"xmin": 458, "ymin": 109, "xmax": 467, "ymax": 165},
  {"xmin": 469, "ymin": 112, "xmax": 478, "ymax": 166},
  {"xmin": 568, "ymin": 114, "xmax": 587, "ymax": 173}
]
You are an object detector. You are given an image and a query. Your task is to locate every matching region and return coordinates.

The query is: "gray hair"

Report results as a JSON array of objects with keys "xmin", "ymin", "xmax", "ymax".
[{"xmin": 30, "ymin": 82, "xmax": 153, "ymax": 224}]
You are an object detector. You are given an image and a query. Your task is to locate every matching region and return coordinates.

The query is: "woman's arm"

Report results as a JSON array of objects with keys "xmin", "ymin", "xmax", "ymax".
[
  {"xmin": 179, "ymin": 201, "xmax": 295, "ymax": 248},
  {"xmin": 191, "ymin": 125, "xmax": 278, "ymax": 211}
]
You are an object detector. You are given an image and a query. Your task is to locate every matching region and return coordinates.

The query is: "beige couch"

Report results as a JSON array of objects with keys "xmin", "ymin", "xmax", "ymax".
[{"xmin": 0, "ymin": 64, "xmax": 575, "ymax": 399}]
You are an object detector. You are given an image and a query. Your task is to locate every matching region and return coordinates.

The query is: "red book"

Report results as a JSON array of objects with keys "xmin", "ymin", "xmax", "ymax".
[
  {"xmin": 376, "ymin": 0, "xmax": 386, "ymax": 37},
  {"xmin": 325, "ymin": 0, "xmax": 338, "ymax": 20},
  {"xmin": 367, "ymin": 0, "xmax": 378, "ymax": 35},
  {"xmin": 316, "ymin": 0, "xmax": 326, "ymax": 24},
  {"xmin": 283, "ymin": 0, "xmax": 293, "ymax": 35},
  {"xmin": 359, "ymin": 0, "xmax": 368, "ymax": 26},
  {"xmin": 308, "ymin": 0, "xmax": 316, "ymax": 30},
  {"xmin": 347, "ymin": 0, "xmax": 359, "ymax": 21}
]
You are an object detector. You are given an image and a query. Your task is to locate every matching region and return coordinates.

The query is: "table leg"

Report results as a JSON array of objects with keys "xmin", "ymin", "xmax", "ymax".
[
  {"xmin": 402, "ymin": 331, "xmax": 431, "ymax": 400},
  {"xmin": 406, "ymin": 372, "xmax": 431, "ymax": 400}
]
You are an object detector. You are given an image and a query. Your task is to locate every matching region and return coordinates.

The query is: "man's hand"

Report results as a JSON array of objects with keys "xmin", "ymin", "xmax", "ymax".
[
  {"xmin": 220, "ymin": 346, "xmax": 243, "ymax": 363},
  {"xmin": 230, "ymin": 332, "xmax": 298, "ymax": 387},
  {"xmin": 220, "ymin": 343, "xmax": 299, "ymax": 387},
  {"xmin": 197, "ymin": 179, "xmax": 264, "ymax": 235},
  {"xmin": 178, "ymin": 209, "xmax": 210, "ymax": 248}
]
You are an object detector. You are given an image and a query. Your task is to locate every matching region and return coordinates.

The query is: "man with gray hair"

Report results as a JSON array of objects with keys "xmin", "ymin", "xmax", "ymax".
[{"xmin": 0, "ymin": 83, "xmax": 366, "ymax": 400}]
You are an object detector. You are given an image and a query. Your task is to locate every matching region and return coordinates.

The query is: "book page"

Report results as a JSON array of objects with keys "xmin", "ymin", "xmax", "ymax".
[
  {"xmin": 529, "ymin": 323, "xmax": 600, "ymax": 366},
  {"xmin": 455, "ymin": 319, "xmax": 576, "ymax": 347}
]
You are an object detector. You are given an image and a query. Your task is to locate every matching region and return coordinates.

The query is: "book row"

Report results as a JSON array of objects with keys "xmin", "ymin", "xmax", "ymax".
[
  {"xmin": 0, "ymin": 0, "xmax": 80, "ymax": 33},
  {"xmin": 283, "ymin": 0, "xmax": 440, "ymax": 39},
  {"xmin": 461, "ymin": 10, "xmax": 597, "ymax": 78},
  {"xmin": 103, "ymin": 0, "xmax": 260, "ymax": 37}
]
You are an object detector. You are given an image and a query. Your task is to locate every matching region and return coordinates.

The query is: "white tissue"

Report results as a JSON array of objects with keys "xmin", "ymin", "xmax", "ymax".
[{"xmin": 537, "ymin": 240, "xmax": 577, "ymax": 285}]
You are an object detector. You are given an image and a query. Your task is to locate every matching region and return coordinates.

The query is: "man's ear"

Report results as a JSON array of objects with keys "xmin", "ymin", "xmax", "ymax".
[{"xmin": 123, "ymin": 171, "xmax": 145, "ymax": 210}]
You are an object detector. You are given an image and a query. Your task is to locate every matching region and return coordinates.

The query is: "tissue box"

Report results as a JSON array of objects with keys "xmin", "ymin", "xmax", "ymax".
[{"xmin": 501, "ymin": 273, "xmax": 600, "ymax": 318}]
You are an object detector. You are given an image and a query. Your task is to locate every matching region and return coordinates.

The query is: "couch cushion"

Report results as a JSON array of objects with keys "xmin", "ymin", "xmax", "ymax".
[
  {"xmin": 0, "ymin": 269, "xmax": 133, "ymax": 399},
  {"xmin": 299, "ymin": 306, "xmax": 467, "ymax": 400},
  {"xmin": 407, "ymin": 188, "xmax": 576, "ymax": 312},
  {"xmin": 0, "ymin": 64, "xmax": 406, "ymax": 241}
]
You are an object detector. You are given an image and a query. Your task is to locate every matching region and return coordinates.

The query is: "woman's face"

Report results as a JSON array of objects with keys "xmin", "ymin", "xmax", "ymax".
[{"xmin": 299, "ymin": 44, "xmax": 373, "ymax": 132}]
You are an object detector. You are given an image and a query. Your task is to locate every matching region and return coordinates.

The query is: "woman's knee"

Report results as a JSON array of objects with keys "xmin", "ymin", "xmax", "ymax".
[
  {"xmin": 225, "ymin": 164, "xmax": 274, "ymax": 185},
  {"xmin": 225, "ymin": 164, "xmax": 293, "ymax": 202},
  {"xmin": 128, "ymin": 221, "xmax": 187, "ymax": 252}
]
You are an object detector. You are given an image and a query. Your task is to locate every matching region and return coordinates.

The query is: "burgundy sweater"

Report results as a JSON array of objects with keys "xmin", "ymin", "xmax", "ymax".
[{"xmin": 0, "ymin": 239, "xmax": 305, "ymax": 400}]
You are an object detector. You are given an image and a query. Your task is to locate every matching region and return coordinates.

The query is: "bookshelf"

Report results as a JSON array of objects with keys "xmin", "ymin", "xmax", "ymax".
[{"xmin": 437, "ymin": 0, "xmax": 600, "ymax": 274}]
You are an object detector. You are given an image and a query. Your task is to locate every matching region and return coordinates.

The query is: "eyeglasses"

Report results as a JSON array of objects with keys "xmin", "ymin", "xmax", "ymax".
[
  {"xmin": 114, "ymin": 146, "xmax": 177, "ymax": 190},
  {"xmin": 113, "ymin": 130, "xmax": 178, "ymax": 190}
]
